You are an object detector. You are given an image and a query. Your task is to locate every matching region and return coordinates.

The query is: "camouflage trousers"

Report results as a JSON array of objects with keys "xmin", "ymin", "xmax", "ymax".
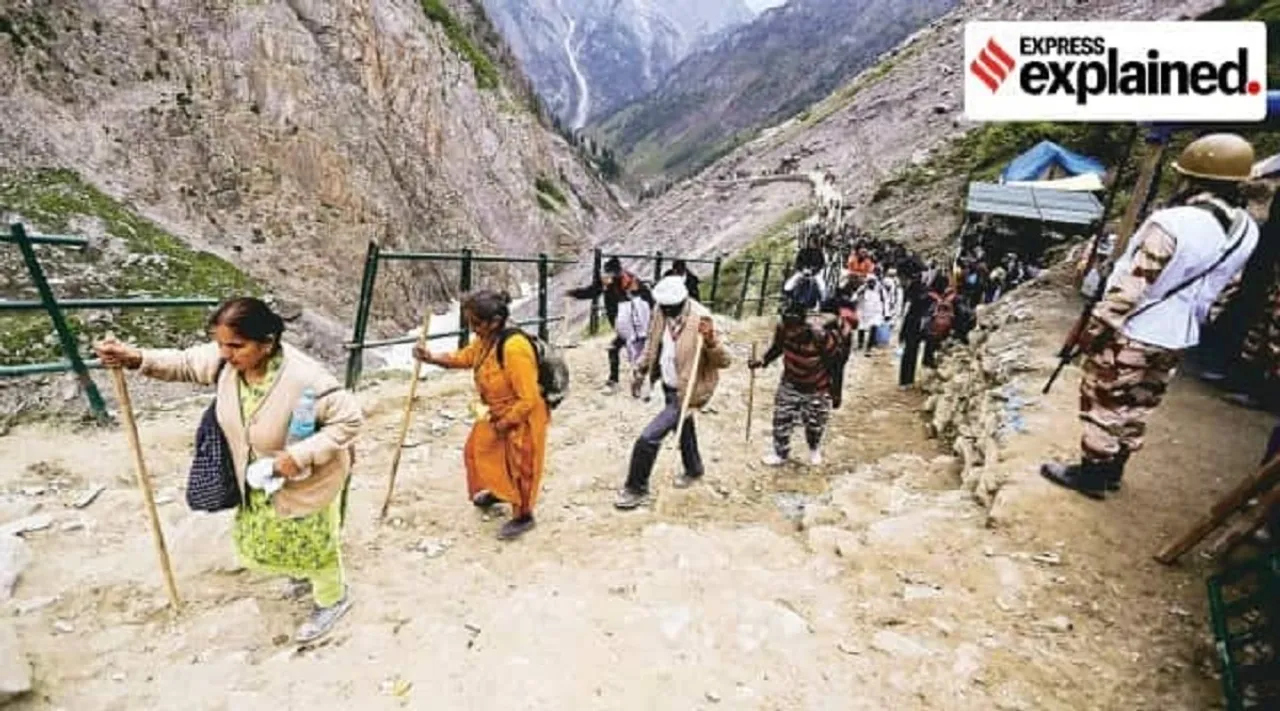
[
  {"xmin": 1078, "ymin": 334, "xmax": 1180, "ymax": 464},
  {"xmin": 773, "ymin": 380, "xmax": 831, "ymax": 457}
]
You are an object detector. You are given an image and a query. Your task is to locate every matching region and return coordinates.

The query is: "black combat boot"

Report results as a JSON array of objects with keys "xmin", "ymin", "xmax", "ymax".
[
  {"xmin": 1105, "ymin": 450, "xmax": 1130, "ymax": 492},
  {"xmin": 1040, "ymin": 459, "xmax": 1109, "ymax": 500}
]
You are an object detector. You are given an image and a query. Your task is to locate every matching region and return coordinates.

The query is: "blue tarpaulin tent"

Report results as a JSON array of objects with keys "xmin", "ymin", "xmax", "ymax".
[{"xmin": 1000, "ymin": 140, "xmax": 1106, "ymax": 183}]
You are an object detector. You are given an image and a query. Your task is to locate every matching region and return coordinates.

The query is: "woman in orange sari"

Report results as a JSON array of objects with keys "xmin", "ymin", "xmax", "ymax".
[{"xmin": 414, "ymin": 290, "xmax": 549, "ymax": 540}]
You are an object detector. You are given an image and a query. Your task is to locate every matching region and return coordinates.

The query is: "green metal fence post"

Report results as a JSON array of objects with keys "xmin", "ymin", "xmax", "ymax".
[
  {"xmin": 653, "ymin": 250, "xmax": 664, "ymax": 284},
  {"xmin": 757, "ymin": 260, "xmax": 773, "ymax": 317},
  {"xmin": 735, "ymin": 261, "xmax": 755, "ymax": 320},
  {"xmin": 589, "ymin": 248, "xmax": 602, "ymax": 335},
  {"xmin": 537, "ymin": 253, "xmax": 550, "ymax": 342},
  {"xmin": 459, "ymin": 247, "xmax": 474, "ymax": 349},
  {"xmin": 10, "ymin": 223, "xmax": 109, "ymax": 422},
  {"xmin": 345, "ymin": 240, "xmax": 381, "ymax": 390},
  {"xmin": 709, "ymin": 254, "xmax": 723, "ymax": 311}
]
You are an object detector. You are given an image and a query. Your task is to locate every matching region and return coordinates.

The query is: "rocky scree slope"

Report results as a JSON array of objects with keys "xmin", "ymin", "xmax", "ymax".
[
  {"xmin": 481, "ymin": 0, "xmax": 753, "ymax": 128},
  {"xmin": 590, "ymin": 0, "xmax": 959, "ymax": 183},
  {"xmin": 0, "ymin": 0, "xmax": 622, "ymax": 368}
]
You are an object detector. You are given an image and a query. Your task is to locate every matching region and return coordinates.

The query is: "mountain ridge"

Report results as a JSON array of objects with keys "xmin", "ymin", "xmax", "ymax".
[{"xmin": 590, "ymin": 0, "xmax": 960, "ymax": 184}]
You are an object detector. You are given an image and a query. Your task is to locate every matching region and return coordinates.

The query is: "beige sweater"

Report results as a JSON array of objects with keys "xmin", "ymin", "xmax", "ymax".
[
  {"xmin": 638, "ymin": 299, "xmax": 732, "ymax": 409},
  {"xmin": 140, "ymin": 342, "xmax": 363, "ymax": 518}
]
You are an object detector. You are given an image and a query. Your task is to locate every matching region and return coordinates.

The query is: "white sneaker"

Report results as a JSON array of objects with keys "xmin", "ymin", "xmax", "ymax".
[
  {"xmin": 808, "ymin": 449, "xmax": 822, "ymax": 466},
  {"xmin": 762, "ymin": 452, "xmax": 786, "ymax": 466}
]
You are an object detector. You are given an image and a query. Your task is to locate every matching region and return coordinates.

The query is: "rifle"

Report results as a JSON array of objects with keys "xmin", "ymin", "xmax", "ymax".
[{"xmin": 1043, "ymin": 127, "xmax": 1164, "ymax": 395}]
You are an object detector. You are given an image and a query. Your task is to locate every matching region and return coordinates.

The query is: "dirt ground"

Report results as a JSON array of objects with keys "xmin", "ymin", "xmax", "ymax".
[{"xmin": 0, "ymin": 285, "xmax": 1274, "ymax": 710}]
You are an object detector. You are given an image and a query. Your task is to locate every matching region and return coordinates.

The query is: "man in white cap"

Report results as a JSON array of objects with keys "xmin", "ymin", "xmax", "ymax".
[{"xmin": 615, "ymin": 274, "xmax": 732, "ymax": 509}]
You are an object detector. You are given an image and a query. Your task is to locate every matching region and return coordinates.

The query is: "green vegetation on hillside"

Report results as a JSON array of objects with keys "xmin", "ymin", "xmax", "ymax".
[
  {"xmin": 711, "ymin": 207, "xmax": 809, "ymax": 314},
  {"xmin": 420, "ymin": 0, "xmax": 500, "ymax": 90},
  {"xmin": 0, "ymin": 168, "xmax": 259, "ymax": 365},
  {"xmin": 534, "ymin": 175, "xmax": 567, "ymax": 206}
]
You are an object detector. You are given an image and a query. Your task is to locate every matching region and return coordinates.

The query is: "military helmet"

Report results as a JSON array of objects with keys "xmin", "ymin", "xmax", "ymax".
[{"xmin": 1172, "ymin": 133, "xmax": 1255, "ymax": 182}]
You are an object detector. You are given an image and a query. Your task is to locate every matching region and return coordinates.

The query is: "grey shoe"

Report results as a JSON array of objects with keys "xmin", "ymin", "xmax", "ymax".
[
  {"xmin": 295, "ymin": 588, "xmax": 352, "ymax": 644},
  {"xmin": 282, "ymin": 578, "xmax": 311, "ymax": 600},
  {"xmin": 614, "ymin": 488, "xmax": 649, "ymax": 510}
]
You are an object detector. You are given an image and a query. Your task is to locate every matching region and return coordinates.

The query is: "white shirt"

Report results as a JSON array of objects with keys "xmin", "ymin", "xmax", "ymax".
[
  {"xmin": 661, "ymin": 321, "xmax": 680, "ymax": 388},
  {"xmin": 616, "ymin": 294, "xmax": 651, "ymax": 344}
]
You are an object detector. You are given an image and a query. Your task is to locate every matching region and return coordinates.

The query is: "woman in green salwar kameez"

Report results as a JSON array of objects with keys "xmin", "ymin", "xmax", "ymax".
[
  {"xmin": 232, "ymin": 349, "xmax": 347, "ymax": 623},
  {"xmin": 97, "ymin": 297, "xmax": 363, "ymax": 642}
]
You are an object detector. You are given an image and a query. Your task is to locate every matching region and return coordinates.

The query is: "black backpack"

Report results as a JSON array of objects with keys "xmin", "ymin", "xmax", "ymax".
[{"xmin": 496, "ymin": 328, "xmax": 569, "ymax": 410}]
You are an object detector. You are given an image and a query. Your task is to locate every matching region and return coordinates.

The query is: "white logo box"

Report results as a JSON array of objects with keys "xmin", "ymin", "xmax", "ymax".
[{"xmin": 963, "ymin": 21, "xmax": 1268, "ymax": 122}]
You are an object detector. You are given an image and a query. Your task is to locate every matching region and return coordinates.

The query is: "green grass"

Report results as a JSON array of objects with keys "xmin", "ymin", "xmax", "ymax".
[
  {"xmin": 711, "ymin": 207, "xmax": 809, "ymax": 314},
  {"xmin": 534, "ymin": 175, "xmax": 567, "ymax": 206},
  {"xmin": 535, "ymin": 192, "xmax": 559, "ymax": 212},
  {"xmin": 0, "ymin": 168, "xmax": 259, "ymax": 365},
  {"xmin": 420, "ymin": 0, "xmax": 500, "ymax": 90}
]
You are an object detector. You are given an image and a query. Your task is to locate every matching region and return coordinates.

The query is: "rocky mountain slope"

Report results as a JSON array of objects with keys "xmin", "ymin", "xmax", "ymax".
[
  {"xmin": 590, "ymin": 0, "xmax": 959, "ymax": 182},
  {"xmin": 480, "ymin": 0, "xmax": 754, "ymax": 129},
  {"xmin": 549, "ymin": 0, "xmax": 1227, "ymax": 306},
  {"xmin": 0, "ymin": 0, "xmax": 622, "ymax": 366}
]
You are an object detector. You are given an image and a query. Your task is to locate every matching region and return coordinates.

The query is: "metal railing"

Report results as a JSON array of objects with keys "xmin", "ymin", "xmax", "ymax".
[
  {"xmin": 583, "ymin": 248, "xmax": 790, "ymax": 333},
  {"xmin": 343, "ymin": 242, "xmax": 577, "ymax": 390},
  {"xmin": 0, "ymin": 223, "xmax": 220, "ymax": 421}
]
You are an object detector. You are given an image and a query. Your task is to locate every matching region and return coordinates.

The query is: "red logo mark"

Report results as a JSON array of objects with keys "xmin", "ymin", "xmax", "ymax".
[{"xmin": 970, "ymin": 38, "xmax": 1016, "ymax": 92}]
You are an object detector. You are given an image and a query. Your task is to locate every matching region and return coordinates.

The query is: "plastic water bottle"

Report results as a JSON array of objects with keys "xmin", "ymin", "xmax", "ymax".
[{"xmin": 287, "ymin": 388, "xmax": 317, "ymax": 444}]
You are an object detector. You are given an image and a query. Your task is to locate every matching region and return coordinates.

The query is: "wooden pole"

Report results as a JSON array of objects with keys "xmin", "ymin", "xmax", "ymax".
[
  {"xmin": 380, "ymin": 311, "xmax": 433, "ymax": 521},
  {"xmin": 1110, "ymin": 138, "xmax": 1167, "ymax": 268},
  {"xmin": 1201, "ymin": 488, "xmax": 1280, "ymax": 561},
  {"xmin": 109, "ymin": 368, "xmax": 180, "ymax": 610},
  {"xmin": 1154, "ymin": 453, "xmax": 1280, "ymax": 564},
  {"xmin": 745, "ymin": 342, "xmax": 758, "ymax": 443},
  {"xmin": 672, "ymin": 332, "xmax": 706, "ymax": 474}
]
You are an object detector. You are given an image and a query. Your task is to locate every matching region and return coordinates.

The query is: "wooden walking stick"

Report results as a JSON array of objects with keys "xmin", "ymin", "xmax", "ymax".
[
  {"xmin": 380, "ymin": 311, "xmax": 433, "ymax": 521},
  {"xmin": 109, "ymin": 367, "xmax": 181, "ymax": 610},
  {"xmin": 745, "ymin": 342, "xmax": 758, "ymax": 443},
  {"xmin": 671, "ymin": 329, "xmax": 706, "ymax": 479}
]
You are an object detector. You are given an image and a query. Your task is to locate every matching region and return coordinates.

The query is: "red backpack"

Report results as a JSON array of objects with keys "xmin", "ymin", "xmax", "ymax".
[{"xmin": 925, "ymin": 291, "xmax": 957, "ymax": 339}]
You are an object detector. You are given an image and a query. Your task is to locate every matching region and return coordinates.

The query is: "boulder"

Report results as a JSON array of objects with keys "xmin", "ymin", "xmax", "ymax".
[{"xmin": 0, "ymin": 621, "xmax": 31, "ymax": 704}]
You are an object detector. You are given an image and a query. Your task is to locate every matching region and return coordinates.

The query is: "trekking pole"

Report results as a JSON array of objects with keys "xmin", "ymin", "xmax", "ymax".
[
  {"xmin": 745, "ymin": 342, "xmax": 757, "ymax": 443},
  {"xmin": 108, "ymin": 365, "xmax": 181, "ymax": 610},
  {"xmin": 380, "ymin": 311, "xmax": 433, "ymax": 521}
]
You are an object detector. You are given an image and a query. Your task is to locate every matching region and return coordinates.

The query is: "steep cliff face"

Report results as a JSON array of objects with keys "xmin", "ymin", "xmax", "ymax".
[
  {"xmin": 590, "ymin": 0, "xmax": 959, "ymax": 182},
  {"xmin": 0, "ymin": 0, "xmax": 622, "ymax": 363},
  {"xmin": 480, "ymin": 0, "xmax": 753, "ymax": 129}
]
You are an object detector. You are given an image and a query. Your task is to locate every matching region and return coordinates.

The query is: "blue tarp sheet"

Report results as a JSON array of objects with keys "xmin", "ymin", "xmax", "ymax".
[{"xmin": 1000, "ymin": 140, "xmax": 1106, "ymax": 183}]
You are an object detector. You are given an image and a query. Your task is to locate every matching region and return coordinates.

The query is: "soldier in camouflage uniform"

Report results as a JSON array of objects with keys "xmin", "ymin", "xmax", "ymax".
[{"xmin": 1042, "ymin": 134, "xmax": 1260, "ymax": 500}]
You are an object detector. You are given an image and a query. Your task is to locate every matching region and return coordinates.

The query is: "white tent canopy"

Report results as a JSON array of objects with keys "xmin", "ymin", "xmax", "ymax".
[{"xmin": 1004, "ymin": 173, "xmax": 1105, "ymax": 192}]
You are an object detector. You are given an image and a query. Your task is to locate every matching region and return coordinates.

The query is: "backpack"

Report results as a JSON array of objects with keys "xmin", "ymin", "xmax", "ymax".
[
  {"xmin": 923, "ymin": 292, "xmax": 957, "ymax": 339},
  {"xmin": 496, "ymin": 328, "xmax": 569, "ymax": 410}
]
